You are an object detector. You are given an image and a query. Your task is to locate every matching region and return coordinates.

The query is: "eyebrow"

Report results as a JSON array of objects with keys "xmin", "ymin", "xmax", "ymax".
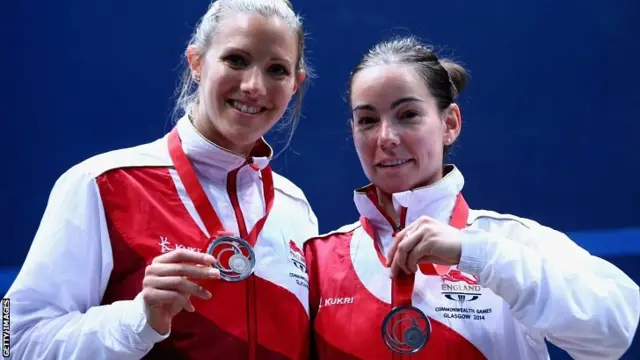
[
  {"xmin": 352, "ymin": 97, "xmax": 423, "ymax": 112},
  {"xmin": 225, "ymin": 46, "xmax": 293, "ymax": 65}
]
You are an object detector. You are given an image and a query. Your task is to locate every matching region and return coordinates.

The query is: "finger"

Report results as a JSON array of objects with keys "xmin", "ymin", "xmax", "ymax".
[
  {"xmin": 389, "ymin": 236, "xmax": 408, "ymax": 278},
  {"xmin": 393, "ymin": 225, "xmax": 411, "ymax": 241},
  {"xmin": 390, "ymin": 233, "xmax": 412, "ymax": 276},
  {"xmin": 386, "ymin": 222, "xmax": 417, "ymax": 266},
  {"xmin": 146, "ymin": 263, "xmax": 220, "ymax": 279},
  {"xmin": 387, "ymin": 217, "xmax": 433, "ymax": 266},
  {"xmin": 387, "ymin": 238, "xmax": 400, "ymax": 268},
  {"xmin": 392, "ymin": 229, "xmax": 426, "ymax": 276},
  {"xmin": 152, "ymin": 249, "xmax": 215, "ymax": 266},
  {"xmin": 406, "ymin": 241, "xmax": 434, "ymax": 273},
  {"xmin": 143, "ymin": 288, "xmax": 194, "ymax": 313},
  {"xmin": 387, "ymin": 230, "xmax": 405, "ymax": 267},
  {"xmin": 181, "ymin": 292, "xmax": 195, "ymax": 313},
  {"xmin": 143, "ymin": 276, "xmax": 212, "ymax": 300}
]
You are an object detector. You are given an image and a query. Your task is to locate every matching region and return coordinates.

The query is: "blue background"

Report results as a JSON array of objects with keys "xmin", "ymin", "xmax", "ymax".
[{"xmin": 1, "ymin": 0, "xmax": 638, "ymax": 358}]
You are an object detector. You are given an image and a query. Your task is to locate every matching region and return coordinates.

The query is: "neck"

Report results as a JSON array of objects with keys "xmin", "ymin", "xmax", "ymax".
[
  {"xmin": 192, "ymin": 108, "xmax": 255, "ymax": 158},
  {"xmin": 376, "ymin": 188, "xmax": 400, "ymax": 226}
]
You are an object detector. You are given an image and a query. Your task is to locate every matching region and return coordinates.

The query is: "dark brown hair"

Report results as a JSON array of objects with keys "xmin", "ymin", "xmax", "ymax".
[{"xmin": 348, "ymin": 36, "xmax": 468, "ymax": 154}]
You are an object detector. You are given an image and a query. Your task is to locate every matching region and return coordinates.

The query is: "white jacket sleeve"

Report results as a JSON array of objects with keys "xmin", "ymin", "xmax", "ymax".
[
  {"xmin": 5, "ymin": 165, "xmax": 168, "ymax": 360},
  {"xmin": 458, "ymin": 219, "xmax": 640, "ymax": 360}
]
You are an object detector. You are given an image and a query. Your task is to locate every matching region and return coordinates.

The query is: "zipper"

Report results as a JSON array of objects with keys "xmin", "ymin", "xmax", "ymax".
[
  {"xmin": 365, "ymin": 190, "xmax": 407, "ymax": 237},
  {"xmin": 227, "ymin": 166, "xmax": 257, "ymax": 360}
]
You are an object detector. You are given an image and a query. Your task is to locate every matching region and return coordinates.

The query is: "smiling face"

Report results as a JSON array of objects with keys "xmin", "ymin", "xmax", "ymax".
[
  {"xmin": 187, "ymin": 12, "xmax": 304, "ymax": 155},
  {"xmin": 350, "ymin": 64, "xmax": 461, "ymax": 195}
]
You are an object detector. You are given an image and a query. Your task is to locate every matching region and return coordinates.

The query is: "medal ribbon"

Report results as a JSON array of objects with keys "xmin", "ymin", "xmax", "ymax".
[
  {"xmin": 167, "ymin": 127, "xmax": 275, "ymax": 246},
  {"xmin": 392, "ymin": 193, "xmax": 469, "ymax": 307}
]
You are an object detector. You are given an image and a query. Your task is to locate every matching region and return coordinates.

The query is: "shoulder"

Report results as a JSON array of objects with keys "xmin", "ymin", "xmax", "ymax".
[
  {"xmin": 74, "ymin": 137, "xmax": 171, "ymax": 179},
  {"xmin": 467, "ymin": 207, "xmax": 596, "ymax": 262},
  {"xmin": 271, "ymin": 171, "xmax": 309, "ymax": 203},
  {"xmin": 468, "ymin": 208, "xmax": 532, "ymax": 229},
  {"xmin": 271, "ymin": 170, "xmax": 317, "ymax": 220},
  {"xmin": 468, "ymin": 207, "xmax": 568, "ymax": 241},
  {"xmin": 305, "ymin": 221, "xmax": 361, "ymax": 246},
  {"xmin": 49, "ymin": 137, "xmax": 170, "ymax": 195}
]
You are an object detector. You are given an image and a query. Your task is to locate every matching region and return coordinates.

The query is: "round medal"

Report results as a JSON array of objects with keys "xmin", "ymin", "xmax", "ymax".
[
  {"xmin": 381, "ymin": 305, "xmax": 430, "ymax": 354},
  {"xmin": 206, "ymin": 235, "xmax": 256, "ymax": 281}
]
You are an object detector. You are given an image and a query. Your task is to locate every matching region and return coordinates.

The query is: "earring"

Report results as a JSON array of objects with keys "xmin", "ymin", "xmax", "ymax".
[{"xmin": 194, "ymin": 74, "xmax": 201, "ymax": 83}]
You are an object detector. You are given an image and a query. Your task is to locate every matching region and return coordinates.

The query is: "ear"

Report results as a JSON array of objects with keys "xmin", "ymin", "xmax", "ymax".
[
  {"xmin": 186, "ymin": 45, "xmax": 203, "ymax": 80},
  {"xmin": 443, "ymin": 103, "xmax": 462, "ymax": 146},
  {"xmin": 292, "ymin": 70, "xmax": 306, "ymax": 94}
]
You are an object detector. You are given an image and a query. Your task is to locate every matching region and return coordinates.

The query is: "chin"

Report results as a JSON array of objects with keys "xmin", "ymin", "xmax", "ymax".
[
  {"xmin": 224, "ymin": 112, "xmax": 277, "ymax": 134},
  {"xmin": 226, "ymin": 128, "xmax": 263, "ymax": 147}
]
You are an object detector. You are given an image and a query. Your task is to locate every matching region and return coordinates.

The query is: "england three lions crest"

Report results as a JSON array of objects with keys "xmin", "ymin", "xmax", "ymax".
[{"xmin": 441, "ymin": 269, "xmax": 482, "ymax": 304}]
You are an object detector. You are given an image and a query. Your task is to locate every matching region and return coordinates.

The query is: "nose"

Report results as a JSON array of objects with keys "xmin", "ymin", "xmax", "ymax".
[
  {"xmin": 377, "ymin": 120, "xmax": 400, "ymax": 149},
  {"xmin": 240, "ymin": 66, "xmax": 267, "ymax": 98}
]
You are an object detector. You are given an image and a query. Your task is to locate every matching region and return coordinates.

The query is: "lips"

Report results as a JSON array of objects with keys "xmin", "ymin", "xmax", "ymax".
[
  {"xmin": 376, "ymin": 159, "xmax": 412, "ymax": 167},
  {"xmin": 227, "ymin": 100, "xmax": 266, "ymax": 115}
]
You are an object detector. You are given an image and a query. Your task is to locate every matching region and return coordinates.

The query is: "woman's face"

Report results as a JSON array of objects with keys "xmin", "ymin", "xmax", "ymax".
[
  {"xmin": 188, "ymin": 13, "xmax": 304, "ymax": 155},
  {"xmin": 350, "ymin": 64, "xmax": 460, "ymax": 194}
]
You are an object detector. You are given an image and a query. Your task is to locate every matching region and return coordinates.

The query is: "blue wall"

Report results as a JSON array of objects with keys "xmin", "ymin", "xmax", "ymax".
[{"xmin": 1, "ymin": 0, "xmax": 638, "ymax": 358}]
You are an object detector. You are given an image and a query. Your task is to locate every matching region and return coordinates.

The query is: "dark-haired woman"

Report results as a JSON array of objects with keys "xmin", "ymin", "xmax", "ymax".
[{"xmin": 304, "ymin": 36, "xmax": 639, "ymax": 360}]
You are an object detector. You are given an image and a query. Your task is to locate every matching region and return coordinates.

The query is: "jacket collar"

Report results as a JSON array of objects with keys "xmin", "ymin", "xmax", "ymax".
[
  {"xmin": 174, "ymin": 115, "xmax": 273, "ymax": 179},
  {"xmin": 354, "ymin": 165, "xmax": 465, "ymax": 233}
]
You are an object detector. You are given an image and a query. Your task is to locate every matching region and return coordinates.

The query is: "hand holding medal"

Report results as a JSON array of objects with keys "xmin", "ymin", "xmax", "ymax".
[{"xmin": 386, "ymin": 216, "xmax": 464, "ymax": 277}]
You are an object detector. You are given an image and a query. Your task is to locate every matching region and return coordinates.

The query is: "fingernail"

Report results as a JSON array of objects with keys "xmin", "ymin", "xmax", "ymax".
[
  {"xmin": 205, "ymin": 290, "xmax": 212, "ymax": 299},
  {"xmin": 204, "ymin": 254, "xmax": 215, "ymax": 263},
  {"xmin": 207, "ymin": 268, "xmax": 219, "ymax": 278}
]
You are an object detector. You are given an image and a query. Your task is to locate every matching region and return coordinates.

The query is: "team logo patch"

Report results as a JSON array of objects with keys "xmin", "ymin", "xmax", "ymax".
[
  {"xmin": 288, "ymin": 240, "xmax": 309, "ymax": 289},
  {"xmin": 441, "ymin": 269, "xmax": 482, "ymax": 303},
  {"xmin": 435, "ymin": 269, "xmax": 492, "ymax": 321},
  {"xmin": 288, "ymin": 240, "xmax": 307, "ymax": 273}
]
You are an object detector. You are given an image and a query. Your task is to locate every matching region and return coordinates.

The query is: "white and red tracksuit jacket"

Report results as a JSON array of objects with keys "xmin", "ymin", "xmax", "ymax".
[
  {"xmin": 6, "ymin": 116, "xmax": 319, "ymax": 359},
  {"xmin": 304, "ymin": 166, "xmax": 640, "ymax": 360}
]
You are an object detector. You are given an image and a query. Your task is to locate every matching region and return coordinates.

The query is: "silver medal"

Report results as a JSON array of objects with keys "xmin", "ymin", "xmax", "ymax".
[
  {"xmin": 381, "ymin": 305, "xmax": 430, "ymax": 354},
  {"xmin": 206, "ymin": 235, "xmax": 256, "ymax": 281}
]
